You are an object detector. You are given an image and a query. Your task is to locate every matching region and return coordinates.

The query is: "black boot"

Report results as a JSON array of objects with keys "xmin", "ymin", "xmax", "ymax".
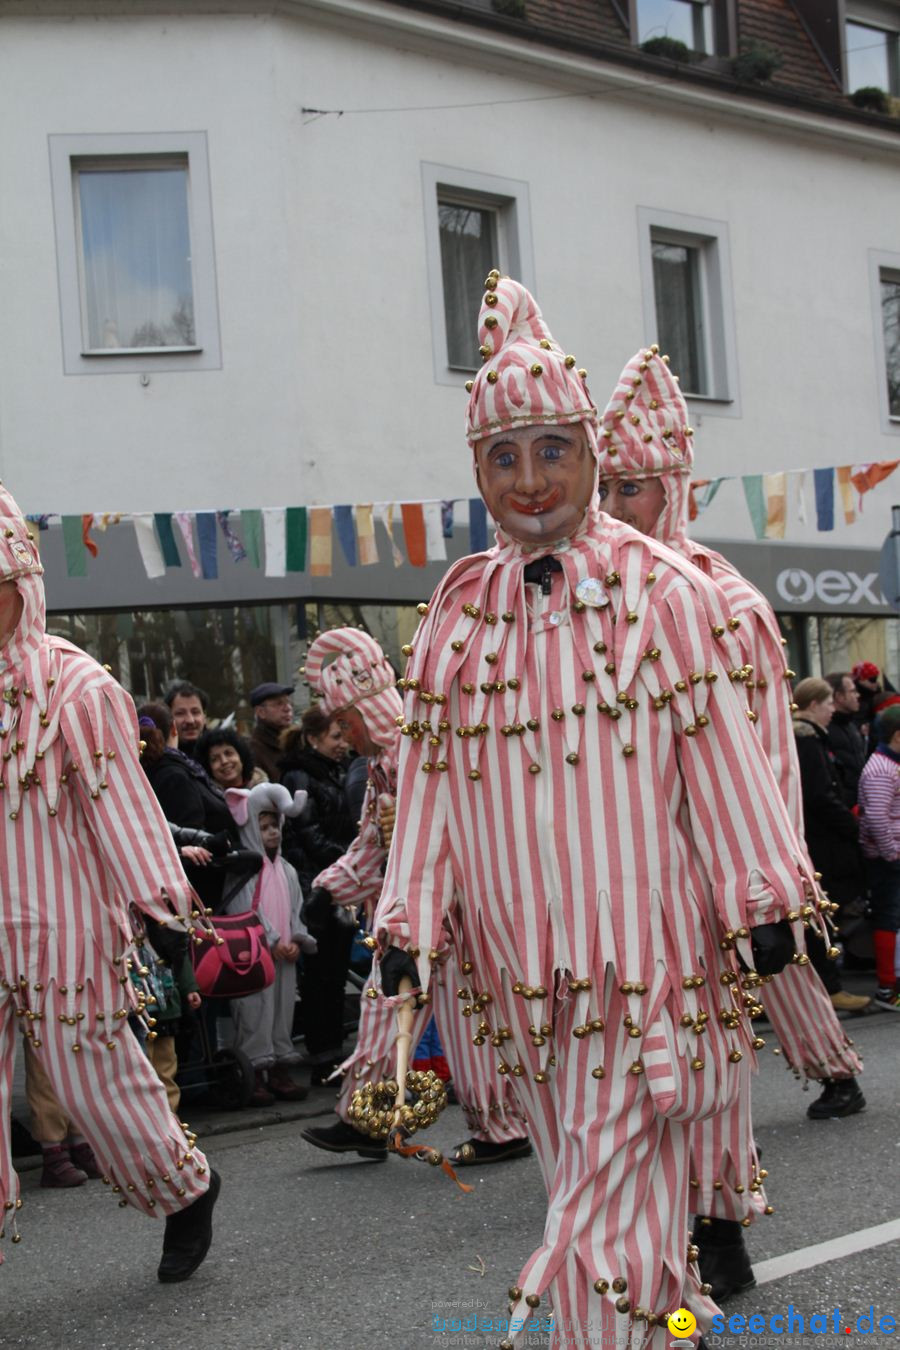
[
  {"xmin": 300, "ymin": 1118, "xmax": 386, "ymax": 1161},
  {"xmin": 157, "ymin": 1170, "xmax": 221, "ymax": 1283},
  {"xmin": 806, "ymin": 1076, "xmax": 866, "ymax": 1119},
  {"xmin": 691, "ymin": 1216, "xmax": 756, "ymax": 1301}
]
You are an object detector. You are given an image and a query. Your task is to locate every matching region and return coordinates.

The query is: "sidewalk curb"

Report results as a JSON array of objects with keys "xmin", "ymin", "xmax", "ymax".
[{"xmin": 12, "ymin": 1091, "xmax": 337, "ymax": 1173}]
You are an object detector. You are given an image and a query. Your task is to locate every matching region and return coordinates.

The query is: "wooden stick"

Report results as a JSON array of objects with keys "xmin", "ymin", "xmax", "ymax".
[{"xmin": 391, "ymin": 975, "xmax": 415, "ymax": 1130}]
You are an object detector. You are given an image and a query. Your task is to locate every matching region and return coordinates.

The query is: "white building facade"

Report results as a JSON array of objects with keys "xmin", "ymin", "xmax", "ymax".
[{"xmin": 1, "ymin": 0, "xmax": 899, "ymax": 709}]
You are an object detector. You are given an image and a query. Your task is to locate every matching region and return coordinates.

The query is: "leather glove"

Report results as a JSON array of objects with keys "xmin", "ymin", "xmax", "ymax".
[
  {"xmin": 748, "ymin": 920, "xmax": 796, "ymax": 977},
  {"xmin": 379, "ymin": 947, "xmax": 420, "ymax": 998}
]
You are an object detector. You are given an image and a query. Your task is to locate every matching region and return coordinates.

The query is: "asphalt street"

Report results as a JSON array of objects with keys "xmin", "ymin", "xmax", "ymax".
[{"xmin": 3, "ymin": 1005, "xmax": 897, "ymax": 1350}]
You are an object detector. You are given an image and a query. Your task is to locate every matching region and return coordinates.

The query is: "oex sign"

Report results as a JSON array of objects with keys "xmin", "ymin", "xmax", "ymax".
[{"xmin": 775, "ymin": 568, "xmax": 886, "ymax": 608}]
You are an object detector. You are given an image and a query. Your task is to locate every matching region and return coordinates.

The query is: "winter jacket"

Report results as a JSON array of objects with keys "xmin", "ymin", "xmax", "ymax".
[
  {"xmin": 144, "ymin": 749, "xmax": 236, "ymax": 912},
  {"xmin": 249, "ymin": 721, "xmax": 284, "ymax": 783},
  {"xmin": 279, "ymin": 738, "xmax": 356, "ymax": 873},
  {"xmin": 825, "ymin": 712, "xmax": 867, "ymax": 807},
  {"xmin": 793, "ymin": 719, "xmax": 862, "ymax": 904}
]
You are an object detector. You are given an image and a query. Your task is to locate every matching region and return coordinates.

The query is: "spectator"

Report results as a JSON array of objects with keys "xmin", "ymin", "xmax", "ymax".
[
  {"xmin": 857, "ymin": 702, "xmax": 900, "ymax": 1010},
  {"xmin": 825, "ymin": 672, "xmax": 867, "ymax": 807},
  {"xmin": 280, "ymin": 706, "xmax": 357, "ymax": 1083},
  {"xmin": 23, "ymin": 1042, "xmax": 102, "ymax": 1188},
  {"xmin": 224, "ymin": 784, "xmax": 318, "ymax": 1104},
  {"xmin": 851, "ymin": 661, "xmax": 896, "ymax": 738},
  {"xmin": 196, "ymin": 726, "xmax": 266, "ymax": 791},
  {"xmin": 164, "ymin": 680, "xmax": 209, "ymax": 759},
  {"xmin": 249, "ymin": 682, "xmax": 295, "ymax": 782},
  {"xmin": 280, "ymin": 707, "xmax": 355, "ymax": 872},
  {"xmin": 138, "ymin": 702, "xmax": 236, "ymax": 914},
  {"xmin": 792, "ymin": 678, "xmax": 870, "ymax": 1014}
]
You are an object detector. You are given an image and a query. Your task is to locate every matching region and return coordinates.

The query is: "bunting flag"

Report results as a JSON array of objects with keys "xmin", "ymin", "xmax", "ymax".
[
  {"xmin": 174, "ymin": 512, "xmax": 202, "ymax": 578},
  {"xmin": 441, "ymin": 500, "xmax": 455, "ymax": 539},
  {"xmin": 25, "ymin": 514, "xmax": 51, "ymax": 531},
  {"xmin": 196, "ymin": 512, "xmax": 219, "ymax": 580},
  {"xmin": 688, "ymin": 478, "xmax": 723, "ymax": 521},
  {"xmin": 285, "ymin": 507, "xmax": 308, "ymax": 573},
  {"xmin": 62, "ymin": 515, "xmax": 88, "ymax": 577},
  {"xmin": 851, "ymin": 461, "xmax": 900, "ymax": 506},
  {"xmin": 309, "ymin": 506, "xmax": 332, "ymax": 577},
  {"xmin": 132, "ymin": 514, "xmax": 166, "ymax": 579},
  {"xmin": 95, "ymin": 512, "xmax": 122, "ymax": 531},
  {"xmin": 376, "ymin": 503, "xmax": 404, "ymax": 568},
  {"xmin": 795, "ymin": 471, "xmax": 808, "ymax": 527},
  {"xmin": 263, "ymin": 508, "xmax": 286, "ymax": 577},
  {"xmin": 742, "ymin": 477, "xmax": 767, "ymax": 541},
  {"xmin": 333, "ymin": 505, "xmax": 357, "ymax": 568},
  {"xmin": 763, "ymin": 472, "xmax": 787, "ymax": 540},
  {"xmin": 241, "ymin": 509, "xmax": 262, "ymax": 568},
  {"xmin": 355, "ymin": 504, "xmax": 378, "ymax": 565},
  {"xmin": 469, "ymin": 497, "xmax": 488, "ymax": 552},
  {"xmin": 424, "ymin": 502, "xmax": 447, "ymax": 562},
  {"xmin": 154, "ymin": 513, "xmax": 182, "ymax": 567},
  {"xmin": 217, "ymin": 510, "xmax": 247, "ymax": 563},
  {"xmin": 400, "ymin": 502, "xmax": 427, "ymax": 567},
  {"xmin": 836, "ymin": 465, "xmax": 856, "ymax": 526},
  {"xmin": 814, "ymin": 467, "xmax": 834, "ymax": 531},
  {"xmin": 81, "ymin": 514, "xmax": 99, "ymax": 558}
]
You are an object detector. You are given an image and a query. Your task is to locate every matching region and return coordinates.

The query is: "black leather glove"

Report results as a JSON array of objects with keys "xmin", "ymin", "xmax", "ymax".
[
  {"xmin": 749, "ymin": 920, "xmax": 796, "ymax": 977},
  {"xmin": 379, "ymin": 947, "xmax": 420, "ymax": 997}
]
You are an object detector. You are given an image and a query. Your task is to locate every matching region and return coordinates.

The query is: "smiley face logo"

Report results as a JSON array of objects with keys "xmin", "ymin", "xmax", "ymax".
[{"xmin": 667, "ymin": 1308, "xmax": 697, "ymax": 1339}]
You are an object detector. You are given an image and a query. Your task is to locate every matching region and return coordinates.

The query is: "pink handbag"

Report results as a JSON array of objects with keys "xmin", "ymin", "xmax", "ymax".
[{"xmin": 192, "ymin": 911, "xmax": 276, "ymax": 999}]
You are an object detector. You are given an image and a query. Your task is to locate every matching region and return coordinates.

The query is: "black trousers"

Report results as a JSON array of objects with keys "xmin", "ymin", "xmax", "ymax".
[{"xmin": 299, "ymin": 914, "xmax": 355, "ymax": 1062}]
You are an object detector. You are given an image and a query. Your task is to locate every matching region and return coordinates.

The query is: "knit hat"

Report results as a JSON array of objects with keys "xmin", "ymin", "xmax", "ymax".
[
  {"xmin": 465, "ymin": 272, "xmax": 598, "ymax": 452},
  {"xmin": 304, "ymin": 628, "xmax": 402, "ymax": 754},
  {"xmin": 595, "ymin": 346, "xmax": 694, "ymax": 546},
  {"xmin": 0, "ymin": 483, "xmax": 42, "ymax": 583},
  {"xmin": 852, "ymin": 661, "xmax": 880, "ymax": 683}
]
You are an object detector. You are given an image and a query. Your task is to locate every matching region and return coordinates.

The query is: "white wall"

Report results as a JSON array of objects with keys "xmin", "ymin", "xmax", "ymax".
[{"xmin": 0, "ymin": 5, "xmax": 899, "ymax": 550}]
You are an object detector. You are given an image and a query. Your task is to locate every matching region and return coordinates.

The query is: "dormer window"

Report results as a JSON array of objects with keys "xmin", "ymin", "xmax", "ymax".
[
  {"xmin": 636, "ymin": 0, "xmax": 714, "ymax": 54},
  {"xmin": 845, "ymin": 17, "xmax": 899, "ymax": 94}
]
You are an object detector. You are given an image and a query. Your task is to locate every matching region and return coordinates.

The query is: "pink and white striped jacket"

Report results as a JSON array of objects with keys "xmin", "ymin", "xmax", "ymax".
[
  {"xmin": 0, "ymin": 502, "xmax": 201, "ymax": 1015},
  {"xmin": 374, "ymin": 507, "xmax": 826, "ymax": 1117},
  {"xmin": 858, "ymin": 750, "xmax": 900, "ymax": 860}
]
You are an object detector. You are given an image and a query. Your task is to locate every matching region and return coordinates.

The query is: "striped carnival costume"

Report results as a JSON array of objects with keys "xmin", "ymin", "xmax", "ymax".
[
  {"xmin": 0, "ymin": 482, "xmax": 219, "ymax": 1279},
  {"xmin": 595, "ymin": 349, "xmax": 864, "ymax": 1296},
  {"xmin": 298, "ymin": 629, "xmax": 528, "ymax": 1158},
  {"xmin": 371, "ymin": 276, "xmax": 832, "ymax": 1350}
]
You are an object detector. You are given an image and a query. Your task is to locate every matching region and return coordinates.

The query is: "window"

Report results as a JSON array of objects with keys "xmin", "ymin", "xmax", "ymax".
[
  {"xmin": 882, "ymin": 272, "xmax": 900, "ymax": 418},
  {"xmin": 636, "ymin": 0, "xmax": 713, "ymax": 52},
  {"xmin": 422, "ymin": 164, "xmax": 534, "ymax": 385},
  {"xmin": 637, "ymin": 208, "xmax": 739, "ymax": 411},
  {"xmin": 869, "ymin": 252, "xmax": 900, "ymax": 434},
  {"xmin": 846, "ymin": 18, "xmax": 900, "ymax": 93},
  {"xmin": 49, "ymin": 132, "xmax": 221, "ymax": 375}
]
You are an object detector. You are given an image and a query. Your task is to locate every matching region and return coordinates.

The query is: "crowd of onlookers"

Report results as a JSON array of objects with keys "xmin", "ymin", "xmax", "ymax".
[
  {"xmin": 791, "ymin": 661, "xmax": 900, "ymax": 1015},
  {"xmin": 15, "ymin": 655, "xmax": 900, "ymax": 1189}
]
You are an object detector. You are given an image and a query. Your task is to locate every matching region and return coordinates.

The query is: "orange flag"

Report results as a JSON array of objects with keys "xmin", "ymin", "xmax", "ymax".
[{"xmin": 400, "ymin": 503, "xmax": 427, "ymax": 567}]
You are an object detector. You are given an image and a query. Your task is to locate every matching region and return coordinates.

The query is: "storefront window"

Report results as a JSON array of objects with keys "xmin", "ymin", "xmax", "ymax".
[{"xmin": 47, "ymin": 598, "xmax": 420, "ymax": 726}]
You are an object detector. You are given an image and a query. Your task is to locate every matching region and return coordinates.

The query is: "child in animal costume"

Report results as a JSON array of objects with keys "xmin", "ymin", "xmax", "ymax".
[
  {"xmin": 372, "ymin": 274, "xmax": 830, "ymax": 1350},
  {"xmin": 0, "ymin": 481, "xmax": 219, "ymax": 1282},
  {"xmin": 224, "ymin": 782, "xmax": 317, "ymax": 1104},
  {"xmin": 594, "ymin": 347, "xmax": 865, "ymax": 1299}
]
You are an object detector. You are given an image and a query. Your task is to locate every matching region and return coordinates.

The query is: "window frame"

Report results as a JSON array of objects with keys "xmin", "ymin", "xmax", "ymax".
[
  {"xmin": 844, "ymin": 15, "xmax": 900, "ymax": 93},
  {"xmin": 49, "ymin": 131, "xmax": 222, "ymax": 375},
  {"xmin": 630, "ymin": 0, "xmax": 736, "ymax": 58},
  {"xmin": 422, "ymin": 163, "xmax": 535, "ymax": 387},
  {"xmin": 869, "ymin": 248, "xmax": 900, "ymax": 436},
  {"xmin": 637, "ymin": 206, "xmax": 740, "ymax": 415}
]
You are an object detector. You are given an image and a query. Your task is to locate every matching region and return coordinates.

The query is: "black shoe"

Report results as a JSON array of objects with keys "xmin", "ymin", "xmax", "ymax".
[
  {"xmin": 300, "ymin": 1118, "xmax": 386, "ymax": 1161},
  {"xmin": 449, "ymin": 1136, "xmax": 532, "ymax": 1166},
  {"xmin": 806, "ymin": 1077, "xmax": 866, "ymax": 1119},
  {"xmin": 691, "ymin": 1217, "xmax": 756, "ymax": 1302},
  {"xmin": 158, "ymin": 1169, "xmax": 221, "ymax": 1284}
]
